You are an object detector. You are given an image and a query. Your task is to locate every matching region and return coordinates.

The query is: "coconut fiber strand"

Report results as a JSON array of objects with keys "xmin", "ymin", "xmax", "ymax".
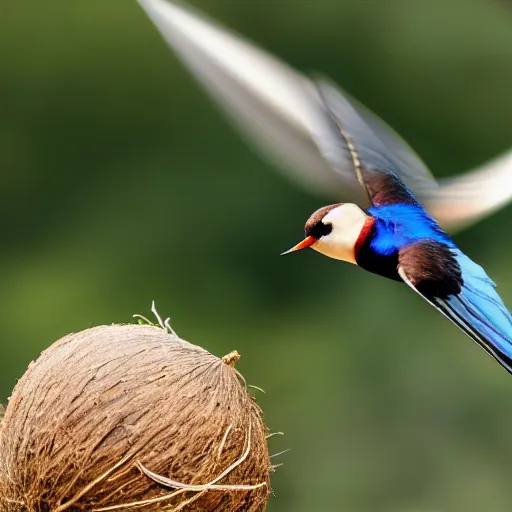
[{"xmin": 0, "ymin": 324, "xmax": 271, "ymax": 511}]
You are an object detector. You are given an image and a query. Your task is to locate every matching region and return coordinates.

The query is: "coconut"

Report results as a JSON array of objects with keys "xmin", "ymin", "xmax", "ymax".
[{"xmin": 0, "ymin": 324, "xmax": 271, "ymax": 511}]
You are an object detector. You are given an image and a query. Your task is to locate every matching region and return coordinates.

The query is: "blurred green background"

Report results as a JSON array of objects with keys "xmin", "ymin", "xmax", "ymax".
[{"xmin": 2, "ymin": 1, "xmax": 512, "ymax": 510}]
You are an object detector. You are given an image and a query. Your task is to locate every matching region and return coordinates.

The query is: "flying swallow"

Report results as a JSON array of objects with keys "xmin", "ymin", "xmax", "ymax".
[
  {"xmin": 283, "ymin": 82, "xmax": 512, "ymax": 374},
  {"xmin": 138, "ymin": 0, "xmax": 512, "ymax": 372}
]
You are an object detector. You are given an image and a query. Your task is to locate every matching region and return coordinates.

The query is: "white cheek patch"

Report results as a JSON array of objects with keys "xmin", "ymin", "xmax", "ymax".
[
  {"xmin": 312, "ymin": 204, "xmax": 367, "ymax": 263},
  {"xmin": 313, "ymin": 235, "xmax": 358, "ymax": 263}
]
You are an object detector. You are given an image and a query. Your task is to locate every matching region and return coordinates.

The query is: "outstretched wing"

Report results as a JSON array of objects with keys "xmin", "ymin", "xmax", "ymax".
[
  {"xmin": 311, "ymin": 79, "xmax": 432, "ymax": 208},
  {"xmin": 138, "ymin": 0, "xmax": 512, "ymax": 232},
  {"xmin": 399, "ymin": 242, "xmax": 512, "ymax": 374},
  {"xmin": 312, "ymin": 81, "xmax": 421, "ymax": 208}
]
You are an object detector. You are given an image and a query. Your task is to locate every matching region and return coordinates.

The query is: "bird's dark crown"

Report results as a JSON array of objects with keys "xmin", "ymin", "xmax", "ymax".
[{"xmin": 304, "ymin": 203, "xmax": 342, "ymax": 238}]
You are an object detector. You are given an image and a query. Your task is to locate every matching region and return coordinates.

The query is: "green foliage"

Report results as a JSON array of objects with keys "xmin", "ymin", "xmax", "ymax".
[{"xmin": 1, "ymin": 1, "xmax": 512, "ymax": 511}]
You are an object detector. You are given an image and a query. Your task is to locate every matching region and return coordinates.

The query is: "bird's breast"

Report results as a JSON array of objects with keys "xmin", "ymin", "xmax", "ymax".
[
  {"xmin": 354, "ymin": 224, "xmax": 402, "ymax": 281},
  {"xmin": 356, "ymin": 204, "xmax": 456, "ymax": 283}
]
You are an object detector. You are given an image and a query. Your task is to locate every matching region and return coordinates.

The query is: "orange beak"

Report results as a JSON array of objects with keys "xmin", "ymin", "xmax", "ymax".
[{"xmin": 281, "ymin": 235, "xmax": 317, "ymax": 255}]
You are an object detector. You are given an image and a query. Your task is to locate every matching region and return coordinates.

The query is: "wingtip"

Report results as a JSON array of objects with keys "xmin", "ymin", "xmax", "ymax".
[
  {"xmin": 137, "ymin": 0, "xmax": 175, "ymax": 17},
  {"xmin": 137, "ymin": 0, "xmax": 153, "ymax": 9},
  {"xmin": 137, "ymin": 0, "xmax": 158, "ymax": 17}
]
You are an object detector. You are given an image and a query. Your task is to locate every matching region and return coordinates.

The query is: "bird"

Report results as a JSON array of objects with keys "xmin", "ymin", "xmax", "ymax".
[
  {"xmin": 283, "ymin": 81, "xmax": 512, "ymax": 374},
  {"xmin": 138, "ymin": 0, "xmax": 512, "ymax": 234},
  {"xmin": 137, "ymin": 0, "xmax": 512, "ymax": 371}
]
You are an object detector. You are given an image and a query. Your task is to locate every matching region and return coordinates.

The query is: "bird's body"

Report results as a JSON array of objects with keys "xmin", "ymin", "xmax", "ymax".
[
  {"xmin": 277, "ymin": 79, "xmax": 512, "ymax": 376},
  {"xmin": 138, "ymin": 0, "xmax": 512, "ymax": 376},
  {"xmin": 358, "ymin": 203, "xmax": 454, "ymax": 284},
  {"xmin": 286, "ymin": 170, "xmax": 512, "ymax": 374}
]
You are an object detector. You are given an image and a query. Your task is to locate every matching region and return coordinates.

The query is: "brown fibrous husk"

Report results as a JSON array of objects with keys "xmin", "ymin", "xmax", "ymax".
[{"xmin": 0, "ymin": 324, "xmax": 271, "ymax": 511}]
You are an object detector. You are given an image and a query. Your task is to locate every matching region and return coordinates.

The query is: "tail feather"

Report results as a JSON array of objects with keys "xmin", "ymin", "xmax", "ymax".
[{"xmin": 435, "ymin": 252, "xmax": 512, "ymax": 372}]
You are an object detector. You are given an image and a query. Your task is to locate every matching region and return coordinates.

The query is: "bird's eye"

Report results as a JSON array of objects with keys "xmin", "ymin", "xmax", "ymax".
[{"xmin": 306, "ymin": 222, "xmax": 332, "ymax": 239}]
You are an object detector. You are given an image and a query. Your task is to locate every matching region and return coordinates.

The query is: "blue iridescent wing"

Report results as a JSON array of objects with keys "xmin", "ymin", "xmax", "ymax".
[{"xmin": 400, "ymin": 247, "xmax": 512, "ymax": 374}]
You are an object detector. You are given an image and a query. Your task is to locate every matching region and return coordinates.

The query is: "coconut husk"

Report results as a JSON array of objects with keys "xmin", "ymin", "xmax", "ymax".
[{"xmin": 0, "ymin": 324, "xmax": 271, "ymax": 511}]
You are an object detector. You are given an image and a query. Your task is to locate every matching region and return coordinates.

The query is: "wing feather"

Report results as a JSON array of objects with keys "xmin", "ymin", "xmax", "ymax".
[
  {"xmin": 400, "ymin": 249, "xmax": 512, "ymax": 374},
  {"xmin": 138, "ymin": 0, "xmax": 512, "ymax": 232}
]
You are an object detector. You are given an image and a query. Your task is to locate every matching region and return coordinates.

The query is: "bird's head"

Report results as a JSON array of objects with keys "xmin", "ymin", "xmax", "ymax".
[{"xmin": 282, "ymin": 203, "xmax": 370, "ymax": 263}]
